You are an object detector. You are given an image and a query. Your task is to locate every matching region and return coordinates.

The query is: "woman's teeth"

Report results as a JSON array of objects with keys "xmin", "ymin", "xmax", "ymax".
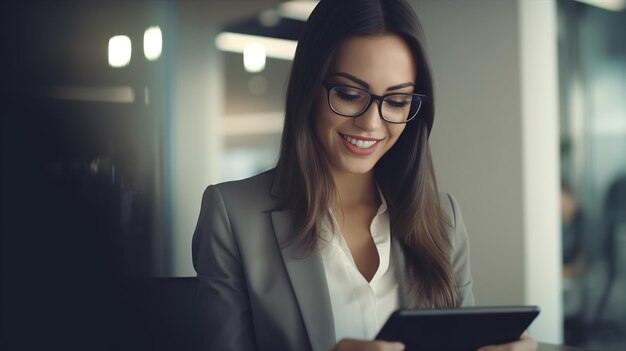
[{"xmin": 342, "ymin": 134, "xmax": 377, "ymax": 149}]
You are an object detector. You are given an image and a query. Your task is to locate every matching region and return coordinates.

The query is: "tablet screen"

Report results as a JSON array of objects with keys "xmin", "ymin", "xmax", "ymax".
[{"xmin": 376, "ymin": 306, "xmax": 540, "ymax": 351}]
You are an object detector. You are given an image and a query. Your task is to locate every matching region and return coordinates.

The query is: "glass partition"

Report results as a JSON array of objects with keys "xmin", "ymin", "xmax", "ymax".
[{"xmin": 558, "ymin": 1, "xmax": 626, "ymax": 349}]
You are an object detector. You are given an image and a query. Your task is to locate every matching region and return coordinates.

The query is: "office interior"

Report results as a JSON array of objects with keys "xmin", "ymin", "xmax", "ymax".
[{"xmin": 1, "ymin": 0, "xmax": 624, "ymax": 350}]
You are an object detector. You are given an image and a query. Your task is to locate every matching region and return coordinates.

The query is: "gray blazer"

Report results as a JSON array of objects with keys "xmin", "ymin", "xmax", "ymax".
[{"xmin": 192, "ymin": 169, "xmax": 474, "ymax": 351}]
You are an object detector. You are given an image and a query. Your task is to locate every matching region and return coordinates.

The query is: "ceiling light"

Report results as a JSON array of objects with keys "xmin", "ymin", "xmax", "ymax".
[
  {"xmin": 108, "ymin": 35, "xmax": 132, "ymax": 67},
  {"xmin": 243, "ymin": 43, "xmax": 266, "ymax": 72},
  {"xmin": 144, "ymin": 26, "xmax": 162, "ymax": 61},
  {"xmin": 259, "ymin": 9, "xmax": 280, "ymax": 27},
  {"xmin": 215, "ymin": 32, "xmax": 297, "ymax": 60},
  {"xmin": 278, "ymin": 0, "xmax": 319, "ymax": 21}
]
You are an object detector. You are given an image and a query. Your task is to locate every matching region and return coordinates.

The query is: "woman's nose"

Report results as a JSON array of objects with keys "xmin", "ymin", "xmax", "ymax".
[{"xmin": 354, "ymin": 100, "xmax": 383, "ymax": 131}]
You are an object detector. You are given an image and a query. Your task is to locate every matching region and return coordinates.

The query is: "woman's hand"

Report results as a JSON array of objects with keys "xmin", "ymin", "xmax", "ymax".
[
  {"xmin": 477, "ymin": 332, "xmax": 538, "ymax": 351},
  {"xmin": 332, "ymin": 338, "xmax": 405, "ymax": 351}
]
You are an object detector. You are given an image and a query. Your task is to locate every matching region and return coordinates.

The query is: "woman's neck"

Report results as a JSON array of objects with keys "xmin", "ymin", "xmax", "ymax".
[{"xmin": 330, "ymin": 169, "xmax": 380, "ymax": 210}]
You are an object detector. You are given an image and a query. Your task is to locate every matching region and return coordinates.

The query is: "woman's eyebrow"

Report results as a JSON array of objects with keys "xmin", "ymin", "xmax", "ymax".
[
  {"xmin": 329, "ymin": 72, "xmax": 370, "ymax": 88},
  {"xmin": 387, "ymin": 82, "xmax": 414, "ymax": 91},
  {"xmin": 328, "ymin": 72, "xmax": 414, "ymax": 91}
]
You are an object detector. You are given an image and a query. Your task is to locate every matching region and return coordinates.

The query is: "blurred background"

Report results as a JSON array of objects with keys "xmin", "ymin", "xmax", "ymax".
[{"xmin": 1, "ymin": 0, "xmax": 624, "ymax": 350}]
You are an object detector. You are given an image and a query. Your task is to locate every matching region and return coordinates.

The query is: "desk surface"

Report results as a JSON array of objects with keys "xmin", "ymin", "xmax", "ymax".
[{"xmin": 539, "ymin": 343, "xmax": 597, "ymax": 351}]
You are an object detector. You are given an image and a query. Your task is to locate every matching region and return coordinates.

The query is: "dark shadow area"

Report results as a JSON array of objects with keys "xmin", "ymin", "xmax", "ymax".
[{"xmin": 1, "ymin": 1, "xmax": 190, "ymax": 349}]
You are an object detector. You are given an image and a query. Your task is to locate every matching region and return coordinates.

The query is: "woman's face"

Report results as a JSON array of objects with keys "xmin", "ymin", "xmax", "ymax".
[{"xmin": 314, "ymin": 34, "xmax": 416, "ymax": 177}]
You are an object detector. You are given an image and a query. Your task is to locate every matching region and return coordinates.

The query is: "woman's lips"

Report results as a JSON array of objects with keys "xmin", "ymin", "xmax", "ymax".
[{"xmin": 339, "ymin": 132, "xmax": 381, "ymax": 155}]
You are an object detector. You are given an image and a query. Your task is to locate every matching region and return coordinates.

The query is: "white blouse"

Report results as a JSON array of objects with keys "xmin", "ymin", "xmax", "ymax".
[{"xmin": 318, "ymin": 194, "xmax": 399, "ymax": 342}]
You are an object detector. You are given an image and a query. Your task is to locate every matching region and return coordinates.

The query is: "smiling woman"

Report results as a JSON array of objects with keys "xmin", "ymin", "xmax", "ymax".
[
  {"xmin": 313, "ymin": 35, "xmax": 413, "ymax": 177},
  {"xmin": 190, "ymin": 1, "xmax": 536, "ymax": 351}
]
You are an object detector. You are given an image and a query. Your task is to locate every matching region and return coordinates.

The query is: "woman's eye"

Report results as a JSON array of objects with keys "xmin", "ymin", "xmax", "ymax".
[
  {"xmin": 335, "ymin": 88, "xmax": 364, "ymax": 101},
  {"xmin": 385, "ymin": 96, "xmax": 410, "ymax": 108}
]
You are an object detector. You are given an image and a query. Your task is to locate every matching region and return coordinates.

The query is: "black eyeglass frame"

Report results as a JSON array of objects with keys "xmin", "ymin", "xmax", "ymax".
[{"xmin": 322, "ymin": 82, "xmax": 428, "ymax": 124}]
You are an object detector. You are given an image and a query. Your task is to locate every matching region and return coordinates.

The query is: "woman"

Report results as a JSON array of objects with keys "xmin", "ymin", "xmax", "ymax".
[{"xmin": 192, "ymin": 0, "xmax": 537, "ymax": 350}]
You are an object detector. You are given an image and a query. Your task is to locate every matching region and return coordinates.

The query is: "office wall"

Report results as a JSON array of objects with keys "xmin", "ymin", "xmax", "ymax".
[{"xmin": 414, "ymin": 0, "xmax": 562, "ymax": 343}]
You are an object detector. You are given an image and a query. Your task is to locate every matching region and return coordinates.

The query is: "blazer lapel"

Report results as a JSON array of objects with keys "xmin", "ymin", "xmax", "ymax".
[{"xmin": 270, "ymin": 209, "xmax": 336, "ymax": 351}]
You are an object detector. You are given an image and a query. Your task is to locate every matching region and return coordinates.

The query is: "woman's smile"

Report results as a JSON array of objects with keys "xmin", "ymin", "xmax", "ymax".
[{"xmin": 339, "ymin": 132, "xmax": 381, "ymax": 155}]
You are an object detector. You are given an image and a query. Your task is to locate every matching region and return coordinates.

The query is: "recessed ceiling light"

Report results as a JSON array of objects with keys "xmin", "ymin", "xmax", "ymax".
[
  {"xmin": 108, "ymin": 35, "xmax": 132, "ymax": 68},
  {"xmin": 243, "ymin": 43, "xmax": 266, "ymax": 72},
  {"xmin": 215, "ymin": 32, "xmax": 297, "ymax": 60},
  {"xmin": 144, "ymin": 26, "xmax": 162, "ymax": 61}
]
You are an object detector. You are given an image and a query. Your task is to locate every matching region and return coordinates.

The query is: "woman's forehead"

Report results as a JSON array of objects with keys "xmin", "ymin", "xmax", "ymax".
[{"xmin": 329, "ymin": 34, "xmax": 417, "ymax": 88}]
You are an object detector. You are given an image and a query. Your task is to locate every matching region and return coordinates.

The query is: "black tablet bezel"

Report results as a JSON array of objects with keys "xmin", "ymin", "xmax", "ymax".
[{"xmin": 375, "ymin": 306, "xmax": 540, "ymax": 351}]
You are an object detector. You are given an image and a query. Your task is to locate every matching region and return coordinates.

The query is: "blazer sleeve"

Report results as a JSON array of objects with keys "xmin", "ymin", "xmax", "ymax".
[
  {"xmin": 443, "ymin": 193, "xmax": 476, "ymax": 307},
  {"xmin": 191, "ymin": 185, "xmax": 258, "ymax": 351}
]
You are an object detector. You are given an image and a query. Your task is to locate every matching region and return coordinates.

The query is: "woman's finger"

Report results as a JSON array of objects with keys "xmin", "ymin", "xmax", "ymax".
[{"xmin": 332, "ymin": 338, "xmax": 405, "ymax": 351}]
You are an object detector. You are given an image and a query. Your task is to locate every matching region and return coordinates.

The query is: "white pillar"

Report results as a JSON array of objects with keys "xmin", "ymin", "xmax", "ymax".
[
  {"xmin": 170, "ymin": 4, "xmax": 224, "ymax": 277},
  {"xmin": 519, "ymin": 0, "xmax": 562, "ymax": 343}
]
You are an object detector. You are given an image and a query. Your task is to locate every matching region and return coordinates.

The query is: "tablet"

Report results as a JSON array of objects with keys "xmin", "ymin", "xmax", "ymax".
[{"xmin": 376, "ymin": 306, "xmax": 540, "ymax": 351}]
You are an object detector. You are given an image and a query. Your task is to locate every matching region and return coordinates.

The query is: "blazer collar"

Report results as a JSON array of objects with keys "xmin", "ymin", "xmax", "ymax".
[
  {"xmin": 270, "ymin": 171, "xmax": 334, "ymax": 351},
  {"xmin": 271, "ymin": 208, "xmax": 336, "ymax": 351},
  {"xmin": 270, "ymin": 167, "xmax": 286, "ymax": 200}
]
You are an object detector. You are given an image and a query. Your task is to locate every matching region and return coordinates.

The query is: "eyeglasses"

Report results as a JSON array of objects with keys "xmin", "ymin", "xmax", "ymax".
[{"xmin": 322, "ymin": 82, "xmax": 427, "ymax": 124}]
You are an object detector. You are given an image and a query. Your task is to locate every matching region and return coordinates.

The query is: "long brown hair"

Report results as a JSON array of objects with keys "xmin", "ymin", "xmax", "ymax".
[{"xmin": 275, "ymin": 0, "xmax": 458, "ymax": 308}]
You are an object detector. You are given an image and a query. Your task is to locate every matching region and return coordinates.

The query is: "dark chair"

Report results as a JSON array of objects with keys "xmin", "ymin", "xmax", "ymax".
[{"xmin": 120, "ymin": 276, "xmax": 200, "ymax": 351}]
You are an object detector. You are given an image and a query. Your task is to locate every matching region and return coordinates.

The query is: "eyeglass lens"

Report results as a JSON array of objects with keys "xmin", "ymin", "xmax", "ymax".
[{"xmin": 329, "ymin": 85, "xmax": 422, "ymax": 122}]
